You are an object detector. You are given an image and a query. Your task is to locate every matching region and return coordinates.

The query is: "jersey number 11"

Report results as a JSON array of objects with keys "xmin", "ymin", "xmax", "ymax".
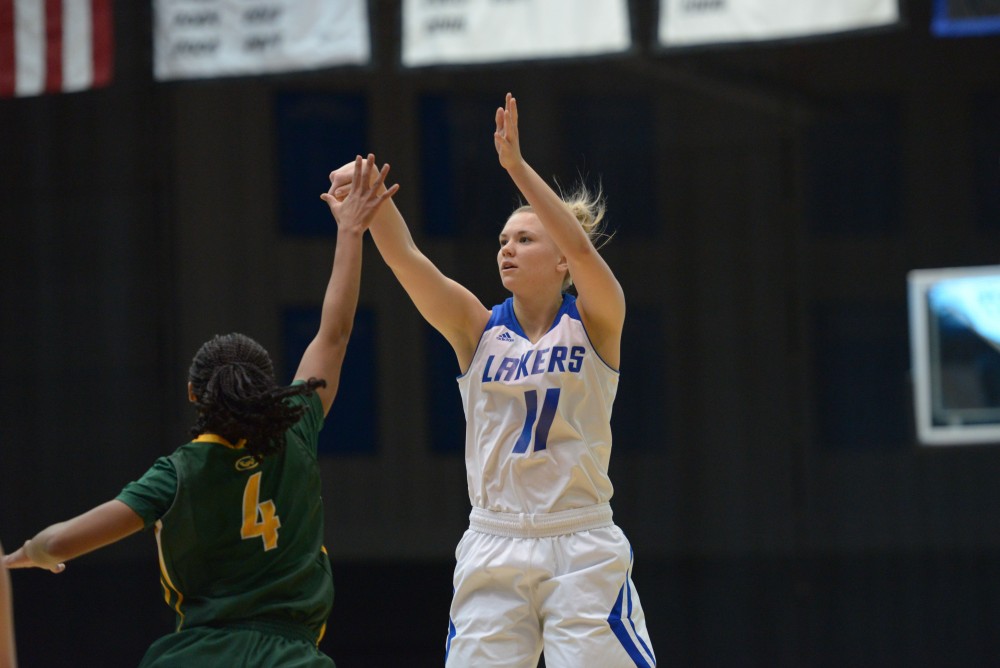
[{"xmin": 513, "ymin": 388, "xmax": 561, "ymax": 454}]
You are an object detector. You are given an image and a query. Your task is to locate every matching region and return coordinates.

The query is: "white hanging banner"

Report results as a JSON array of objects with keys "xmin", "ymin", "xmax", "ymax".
[
  {"xmin": 402, "ymin": 0, "xmax": 631, "ymax": 67},
  {"xmin": 153, "ymin": 0, "xmax": 370, "ymax": 81},
  {"xmin": 659, "ymin": 0, "xmax": 899, "ymax": 47}
]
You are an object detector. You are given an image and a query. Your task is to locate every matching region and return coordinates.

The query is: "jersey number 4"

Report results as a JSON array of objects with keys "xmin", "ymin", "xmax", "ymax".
[
  {"xmin": 513, "ymin": 388, "xmax": 561, "ymax": 453},
  {"xmin": 241, "ymin": 471, "xmax": 281, "ymax": 551}
]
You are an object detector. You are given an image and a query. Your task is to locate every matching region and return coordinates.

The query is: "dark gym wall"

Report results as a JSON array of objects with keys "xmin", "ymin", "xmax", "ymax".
[{"xmin": 2, "ymin": 1, "xmax": 1000, "ymax": 665}]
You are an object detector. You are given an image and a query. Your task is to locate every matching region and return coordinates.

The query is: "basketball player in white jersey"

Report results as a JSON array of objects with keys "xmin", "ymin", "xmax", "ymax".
[{"xmin": 330, "ymin": 93, "xmax": 656, "ymax": 667}]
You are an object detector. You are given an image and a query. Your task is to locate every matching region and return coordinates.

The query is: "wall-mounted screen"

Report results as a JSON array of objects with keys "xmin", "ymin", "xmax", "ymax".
[{"xmin": 908, "ymin": 265, "xmax": 1000, "ymax": 445}]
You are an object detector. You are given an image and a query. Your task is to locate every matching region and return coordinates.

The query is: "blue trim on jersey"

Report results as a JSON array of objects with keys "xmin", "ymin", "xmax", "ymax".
[
  {"xmin": 458, "ymin": 291, "xmax": 622, "ymax": 379},
  {"xmin": 486, "ymin": 293, "xmax": 620, "ymax": 374},
  {"xmin": 459, "ymin": 293, "xmax": 581, "ymax": 381},
  {"xmin": 484, "ymin": 293, "xmax": 581, "ymax": 340}
]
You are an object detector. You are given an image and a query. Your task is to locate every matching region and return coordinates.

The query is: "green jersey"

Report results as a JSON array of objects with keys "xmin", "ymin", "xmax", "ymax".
[{"xmin": 118, "ymin": 389, "xmax": 333, "ymax": 643}]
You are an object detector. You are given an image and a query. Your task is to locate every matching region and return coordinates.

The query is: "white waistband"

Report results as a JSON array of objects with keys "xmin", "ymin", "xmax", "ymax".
[{"xmin": 468, "ymin": 503, "xmax": 614, "ymax": 538}]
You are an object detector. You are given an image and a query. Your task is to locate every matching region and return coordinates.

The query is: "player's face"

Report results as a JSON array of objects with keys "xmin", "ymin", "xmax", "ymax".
[{"xmin": 497, "ymin": 212, "xmax": 566, "ymax": 292}]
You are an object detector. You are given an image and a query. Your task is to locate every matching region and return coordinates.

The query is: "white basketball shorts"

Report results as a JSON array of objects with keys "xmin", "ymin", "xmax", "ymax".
[{"xmin": 445, "ymin": 504, "xmax": 656, "ymax": 668}]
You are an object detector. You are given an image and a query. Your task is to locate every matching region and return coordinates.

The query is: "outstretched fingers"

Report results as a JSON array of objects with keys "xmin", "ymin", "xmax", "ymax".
[
  {"xmin": 320, "ymin": 154, "xmax": 399, "ymax": 228},
  {"xmin": 375, "ymin": 173, "xmax": 400, "ymax": 206},
  {"xmin": 495, "ymin": 93, "xmax": 522, "ymax": 169},
  {"xmin": 357, "ymin": 155, "xmax": 397, "ymax": 200},
  {"xmin": 349, "ymin": 154, "xmax": 375, "ymax": 194},
  {"xmin": 372, "ymin": 163, "xmax": 399, "ymax": 201},
  {"xmin": 506, "ymin": 93, "xmax": 518, "ymax": 134},
  {"xmin": 365, "ymin": 163, "xmax": 400, "ymax": 210},
  {"xmin": 350, "ymin": 154, "xmax": 366, "ymax": 193}
]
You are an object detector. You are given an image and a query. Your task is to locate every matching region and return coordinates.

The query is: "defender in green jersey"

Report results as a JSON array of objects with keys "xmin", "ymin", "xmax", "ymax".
[
  {"xmin": 118, "ymin": 384, "xmax": 334, "ymax": 667},
  {"xmin": 4, "ymin": 156, "xmax": 399, "ymax": 667}
]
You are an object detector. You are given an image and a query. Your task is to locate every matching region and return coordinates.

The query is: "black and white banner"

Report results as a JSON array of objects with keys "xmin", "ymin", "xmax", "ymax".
[
  {"xmin": 658, "ymin": 0, "xmax": 899, "ymax": 47},
  {"xmin": 401, "ymin": 0, "xmax": 631, "ymax": 67},
  {"xmin": 932, "ymin": 0, "xmax": 1000, "ymax": 36},
  {"xmin": 153, "ymin": 0, "xmax": 370, "ymax": 81}
]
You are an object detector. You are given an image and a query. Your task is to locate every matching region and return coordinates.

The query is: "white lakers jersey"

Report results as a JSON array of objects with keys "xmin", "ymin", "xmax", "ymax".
[{"xmin": 457, "ymin": 294, "xmax": 619, "ymax": 514}]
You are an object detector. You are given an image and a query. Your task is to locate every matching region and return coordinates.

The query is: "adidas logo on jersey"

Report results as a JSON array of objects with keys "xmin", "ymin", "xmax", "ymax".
[{"xmin": 496, "ymin": 331, "xmax": 513, "ymax": 342}]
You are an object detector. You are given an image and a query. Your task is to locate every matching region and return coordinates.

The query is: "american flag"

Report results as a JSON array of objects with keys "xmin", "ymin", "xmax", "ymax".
[{"xmin": 0, "ymin": 0, "xmax": 113, "ymax": 98}]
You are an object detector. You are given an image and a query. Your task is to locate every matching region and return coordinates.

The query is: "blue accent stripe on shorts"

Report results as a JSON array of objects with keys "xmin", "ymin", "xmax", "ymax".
[
  {"xmin": 626, "ymin": 576, "xmax": 656, "ymax": 662},
  {"xmin": 445, "ymin": 618, "xmax": 457, "ymax": 661},
  {"xmin": 607, "ymin": 583, "xmax": 655, "ymax": 667}
]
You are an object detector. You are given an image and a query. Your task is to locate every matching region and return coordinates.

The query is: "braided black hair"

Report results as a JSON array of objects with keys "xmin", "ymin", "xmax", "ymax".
[{"xmin": 188, "ymin": 333, "xmax": 326, "ymax": 461}]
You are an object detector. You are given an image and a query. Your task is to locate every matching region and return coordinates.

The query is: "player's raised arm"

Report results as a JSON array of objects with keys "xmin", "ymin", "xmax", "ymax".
[
  {"xmin": 494, "ymin": 93, "xmax": 625, "ymax": 366},
  {"xmin": 327, "ymin": 158, "xmax": 491, "ymax": 372},
  {"xmin": 295, "ymin": 155, "xmax": 399, "ymax": 416}
]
